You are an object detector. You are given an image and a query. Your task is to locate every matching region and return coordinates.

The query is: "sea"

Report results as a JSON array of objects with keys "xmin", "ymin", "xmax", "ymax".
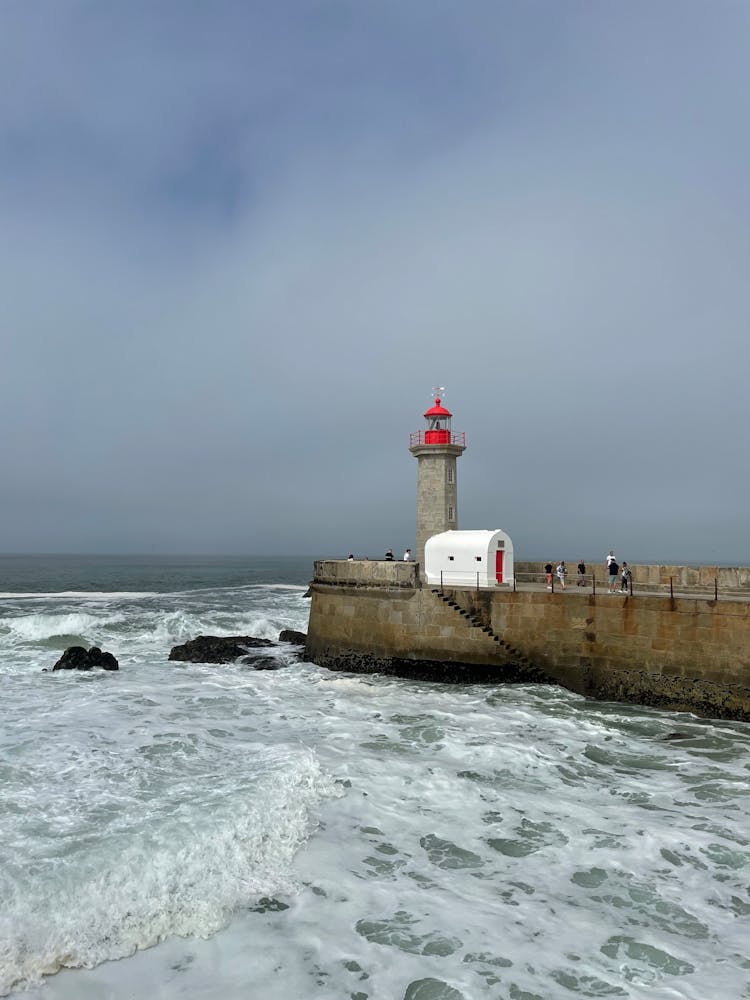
[{"xmin": 1, "ymin": 554, "xmax": 748, "ymax": 1000}]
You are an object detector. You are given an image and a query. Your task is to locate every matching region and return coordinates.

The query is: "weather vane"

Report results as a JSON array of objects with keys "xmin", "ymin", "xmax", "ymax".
[{"xmin": 432, "ymin": 386, "xmax": 446, "ymax": 402}]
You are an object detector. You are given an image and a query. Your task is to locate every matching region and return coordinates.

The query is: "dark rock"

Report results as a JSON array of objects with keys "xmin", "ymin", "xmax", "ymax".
[
  {"xmin": 168, "ymin": 635, "xmax": 275, "ymax": 664},
  {"xmin": 245, "ymin": 655, "xmax": 281, "ymax": 671},
  {"xmin": 248, "ymin": 896, "xmax": 289, "ymax": 913},
  {"xmin": 308, "ymin": 648, "xmax": 550, "ymax": 684},
  {"xmin": 52, "ymin": 645, "xmax": 119, "ymax": 671},
  {"xmin": 662, "ymin": 732, "xmax": 693, "ymax": 741},
  {"xmin": 278, "ymin": 629, "xmax": 307, "ymax": 645}
]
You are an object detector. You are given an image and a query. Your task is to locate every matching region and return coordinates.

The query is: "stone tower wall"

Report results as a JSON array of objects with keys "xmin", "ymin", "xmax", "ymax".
[{"xmin": 410, "ymin": 443, "xmax": 464, "ymax": 573}]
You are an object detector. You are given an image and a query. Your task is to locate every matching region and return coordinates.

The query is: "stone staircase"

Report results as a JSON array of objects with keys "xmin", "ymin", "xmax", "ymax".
[{"xmin": 431, "ymin": 588, "xmax": 547, "ymax": 680}]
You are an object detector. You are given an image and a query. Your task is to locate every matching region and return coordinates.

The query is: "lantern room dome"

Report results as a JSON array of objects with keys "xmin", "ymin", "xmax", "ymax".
[{"xmin": 424, "ymin": 397, "xmax": 452, "ymax": 418}]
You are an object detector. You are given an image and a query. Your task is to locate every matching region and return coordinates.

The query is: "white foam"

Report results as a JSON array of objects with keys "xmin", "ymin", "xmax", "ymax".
[
  {"xmin": 145, "ymin": 610, "xmax": 207, "ymax": 645},
  {"xmin": 0, "ymin": 745, "xmax": 338, "ymax": 995},
  {"xmin": 2, "ymin": 583, "xmax": 748, "ymax": 1000},
  {"xmin": 4, "ymin": 611, "xmax": 123, "ymax": 642},
  {"xmin": 0, "ymin": 592, "xmax": 158, "ymax": 601}
]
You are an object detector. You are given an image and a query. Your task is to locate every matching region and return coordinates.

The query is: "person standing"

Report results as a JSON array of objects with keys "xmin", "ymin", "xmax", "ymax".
[
  {"xmin": 605, "ymin": 551, "xmax": 616, "ymax": 592},
  {"xmin": 608, "ymin": 557, "xmax": 619, "ymax": 593},
  {"xmin": 556, "ymin": 561, "xmax": 567, "ymax": 590},
  {"xmin": 403, "ymin": 548, "xmax": 412, "ymax": 561},
  {"xmin": 385, "ymin": 549, "xmax": 395, "ymax": 561},
  {"xmin": 544, "ymin": 562, "xmax": 553, "ymax": 589},
  {"xmin": 621, "ymin": 561, "xmax": 632, "ymax": 593},
  {"xmin": 577, "ymin": 560, "xmax": 586, "ymax": 586}
]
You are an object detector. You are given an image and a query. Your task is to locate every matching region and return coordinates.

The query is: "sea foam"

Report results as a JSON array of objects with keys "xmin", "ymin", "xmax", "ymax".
[
  {"xmin": 3, "ymin": 612, "xmax": 121, "ymax": 643},
  {"xmin": 0, "ymin": 746, "xmax": 338, "ymax": 995},
  {"xmin": 2, "ymin": 569, "xmax": 748, "ymax": 1000}
]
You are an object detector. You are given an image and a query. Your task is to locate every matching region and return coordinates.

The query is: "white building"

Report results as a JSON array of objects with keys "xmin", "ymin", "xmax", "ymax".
[{"xmin": 424, "ymin": 529, "xmax": 514, "ymax": 588}]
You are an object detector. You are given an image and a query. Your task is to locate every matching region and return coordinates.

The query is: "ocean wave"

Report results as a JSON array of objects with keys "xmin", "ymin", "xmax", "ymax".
[
  {"xmin": 3, "ymin": 612, "xmax": 124, "ymax": 643},
  {"xmin": 0, "ymin": 583, "xmax": 306, "ymax": 602},
  {"xmin": 0, "ymin": 592, "xmax": 159, "ymax": 601},
  {"xmin": 145, "ymin": 610, "xmax": 208, "ymax": 646},
  {"xmin": 0, "ymin": 747, "xmax": 339, "ymax": 995}
]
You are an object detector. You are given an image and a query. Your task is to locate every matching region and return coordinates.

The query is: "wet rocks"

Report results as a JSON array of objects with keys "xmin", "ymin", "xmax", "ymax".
[
  {"xmin": 51, "ymin": 645, "xmax": 119, "ymax": 671},
  {"xmin": 278, "ymin": 629, "xmax": 306, "ymax": 646},
  {"xmin": 249, "ymin": 656, "xmax": 283, "ymax": 670},
  {"xmin": 168, "ymin": 635, "xmax": 275, "ymax": 664},
  {"xmin": 248, "ymin": 896, "xmax": 290, "ymax": 913}
]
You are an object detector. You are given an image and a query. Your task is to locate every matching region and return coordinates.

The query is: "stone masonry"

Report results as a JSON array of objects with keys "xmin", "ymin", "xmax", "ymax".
[
  {"xmin": 408, "ymin": 442, "xmax": 464, "ymax": 575},
  {"xmin": 306, "ymin": 562, "xmax": 750, "ymax": 721}
]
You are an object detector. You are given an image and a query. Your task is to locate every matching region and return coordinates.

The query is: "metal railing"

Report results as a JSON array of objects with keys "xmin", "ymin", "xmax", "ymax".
[
  {"xmin": 513, "ymin": 571, "xmax": 613, "ymax": 594},
  {"xmin": 409, "ymin": 431, "xmax": 466, "ymax": 447},
  {"xmin": 318, "ymin": 561, "xmax": 742, "ymax": 600},
  {"xmin": 436, "ymin": 569, "xmax": 515, "ymax": 595},
  {"xmin": 512, "ymin": 572, "xmax": 734, "ymax": 599}
]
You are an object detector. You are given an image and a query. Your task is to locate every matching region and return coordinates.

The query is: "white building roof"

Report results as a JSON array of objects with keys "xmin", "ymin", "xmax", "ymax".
[{"xmin": 426, "ymin": 529, "xmax": 509, "ymax": 553}]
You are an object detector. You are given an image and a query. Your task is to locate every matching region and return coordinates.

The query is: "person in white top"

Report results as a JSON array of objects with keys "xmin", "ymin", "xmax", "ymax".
[
  {"xmin": 606, "ymin": 550, "xmax": 616, "ymax": 567},
  {"xmin": 403, "ymin": 549, "xmax": 412, "ymax": 561}
]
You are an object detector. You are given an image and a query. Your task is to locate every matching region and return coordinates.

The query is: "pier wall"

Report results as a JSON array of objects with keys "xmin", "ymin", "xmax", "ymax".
[{"xmin": 306, "ymin": 562, "xmax": 750, "ymax": 720}]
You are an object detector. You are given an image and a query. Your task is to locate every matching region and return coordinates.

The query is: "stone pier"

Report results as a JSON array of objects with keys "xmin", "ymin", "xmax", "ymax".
[{"xmin": 306, "ymin": 560, "xmax": 750, "ymax": 721}]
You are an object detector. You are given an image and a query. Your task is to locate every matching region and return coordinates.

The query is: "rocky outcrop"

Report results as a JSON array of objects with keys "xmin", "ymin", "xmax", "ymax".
[
  {"xmin": 168, "ymin": 635, "xmax": 275, "ymax": 665},
  {"xmin": 51, "ymin": 646, "xmax": 119, "ymax": 671},
  {"xmin": 586, "ymin": 668, "xmax": 750, "ymax": 723},
  {"xmin": 309, "ymin": 647, "xmax": 542, "ymax": 684},
  {"xmin": 278, "ymin": 629, "xmax": 306, "ymax": 645}
]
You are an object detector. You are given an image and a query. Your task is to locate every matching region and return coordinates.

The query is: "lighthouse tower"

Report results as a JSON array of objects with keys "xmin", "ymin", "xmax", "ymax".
[{"xmin": 409, "ymin": 391, "xmax": 466, "ymax": 575}]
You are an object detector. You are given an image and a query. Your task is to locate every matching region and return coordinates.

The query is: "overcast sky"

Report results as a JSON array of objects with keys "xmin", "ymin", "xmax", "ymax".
[{"xmin": 1, "ymin": 1, "xmax": 748, "ymax": 562}]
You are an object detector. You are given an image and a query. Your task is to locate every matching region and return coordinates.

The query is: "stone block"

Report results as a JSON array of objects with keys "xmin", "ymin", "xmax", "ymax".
[{"xmin": 651, "ymin": 638, "xmax": 674, "ymax": 652}]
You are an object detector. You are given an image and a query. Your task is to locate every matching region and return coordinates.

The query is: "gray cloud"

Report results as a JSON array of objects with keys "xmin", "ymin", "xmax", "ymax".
[{"xmin": 1, "ymin": 1, "xmax": 748, "ymax": 561}]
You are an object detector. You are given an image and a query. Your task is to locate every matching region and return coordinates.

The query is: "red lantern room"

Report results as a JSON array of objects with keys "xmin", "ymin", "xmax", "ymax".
[
  {"xmin": 409, "ymin": 395, "xmax": 466, "ymax": 448},
  {"xmin": 424, "ymin": 397, "xmax": 452, "ymax": 444}
]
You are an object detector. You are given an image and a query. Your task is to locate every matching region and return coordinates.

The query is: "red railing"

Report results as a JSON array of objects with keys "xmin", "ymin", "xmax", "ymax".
[{"xmin": 409, "ymin": 431, "xmax": 466, "ymax": 447}]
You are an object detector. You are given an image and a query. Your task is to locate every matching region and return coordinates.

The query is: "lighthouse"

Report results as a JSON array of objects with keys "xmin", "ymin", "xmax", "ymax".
[{"xmin": 409, "ymin": 391, "xmax": 466, "ymax": 575}]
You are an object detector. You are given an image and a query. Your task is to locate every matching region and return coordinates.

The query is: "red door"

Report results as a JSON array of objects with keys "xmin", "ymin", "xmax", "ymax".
[{"xmin": 495, "ymin": 550, "xmax": 504, "ymax": 583}]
